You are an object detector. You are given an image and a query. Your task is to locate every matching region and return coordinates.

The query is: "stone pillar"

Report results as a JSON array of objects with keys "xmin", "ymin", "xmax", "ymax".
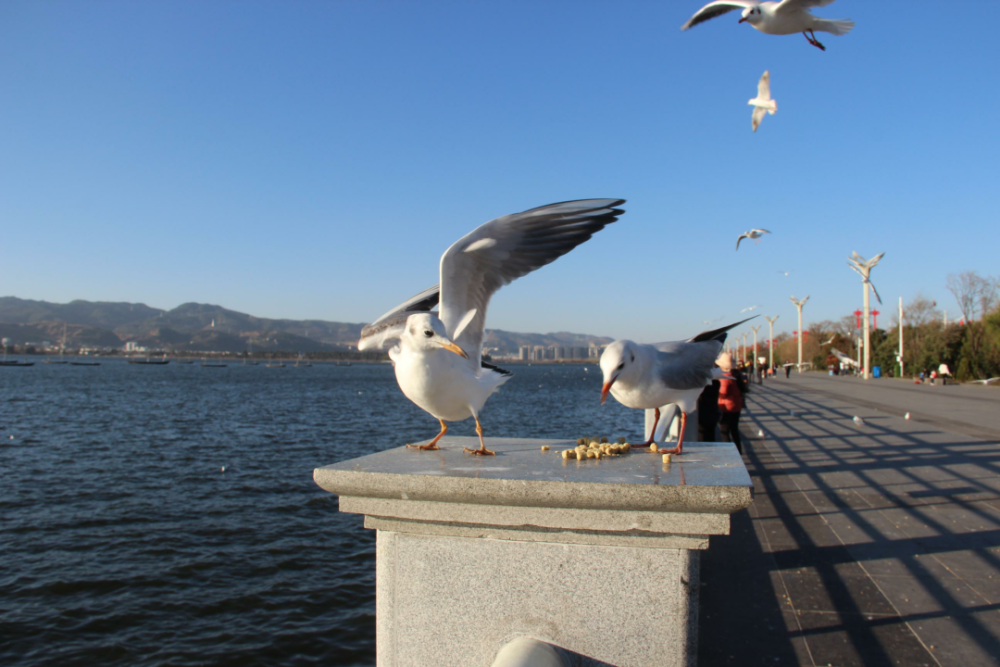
[{"xmin": 314, "ymin": 437, "xmax": 753, "ymax": 667}]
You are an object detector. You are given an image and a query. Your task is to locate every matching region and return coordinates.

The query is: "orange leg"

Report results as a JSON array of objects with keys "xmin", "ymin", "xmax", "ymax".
[
  {"xmin": 407, "ymin": 419, "xmax": 447, "ymax": 451},
  {"xmin": 634, "ymin": 408, "xmax": 660, "ymax": 450},
  {"xmin": 660, "ymin": 412, "xmax": 688, "ymax": 455},
  {"xmin": 803, "ymin": 30, "xmax": 826, "ymax": 51},
  {"xmin": 464, "ymin": 415, "xmax": 496, "ymax": 456}
]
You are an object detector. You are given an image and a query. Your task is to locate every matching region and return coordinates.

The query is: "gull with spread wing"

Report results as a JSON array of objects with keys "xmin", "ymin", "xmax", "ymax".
[
  {"xmin": 750, "ymin": 70, "xmax": 777, "ymax": 132},
  {"xmin": 736, "ymin": 228, "xmax": 770, "ymax": 250},
  {"xmin": 600, "ymin": 318, "xmax": 753, "ymax": 456},
  {"xmin": 358, "ymin": 199, "xmax": 625, "ymax": 455},
  {"xmin": 681, "ymin": 0, "xmax": 855, "ymax": 51}
]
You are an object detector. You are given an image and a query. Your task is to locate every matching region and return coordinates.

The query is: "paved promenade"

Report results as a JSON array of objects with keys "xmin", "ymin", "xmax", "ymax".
[{"xmin": 698, "ymin": 374, "xmax": 1000, "ymax": 666}]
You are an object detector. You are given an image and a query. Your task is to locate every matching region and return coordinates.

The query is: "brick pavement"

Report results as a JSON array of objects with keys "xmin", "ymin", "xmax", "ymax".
[{"xmin": 698, "ymin": 374, "xmax": 1000, "ymax": 667}]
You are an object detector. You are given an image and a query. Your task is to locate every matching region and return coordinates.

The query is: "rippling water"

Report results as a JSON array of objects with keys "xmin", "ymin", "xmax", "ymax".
[{"xmin": 0, "ymin": 361, "xmax": 635, "ymax": 666}]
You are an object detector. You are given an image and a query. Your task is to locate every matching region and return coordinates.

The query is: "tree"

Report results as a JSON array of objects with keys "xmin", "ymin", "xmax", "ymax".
[{"xmin": 946, "ymin": 271, "xmax": 999, "ymax": 323}]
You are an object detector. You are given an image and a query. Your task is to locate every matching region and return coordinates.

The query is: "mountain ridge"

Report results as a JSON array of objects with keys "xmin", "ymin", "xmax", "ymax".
[{"xmin": 0, "ymin": 297, "xmax": 611, "ymax": 354}]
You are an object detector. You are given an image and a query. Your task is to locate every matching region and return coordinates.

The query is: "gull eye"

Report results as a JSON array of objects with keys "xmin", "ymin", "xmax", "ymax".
[{"xmin": 423, "ymin": 330, "xmax": 434, "ymax": 338}]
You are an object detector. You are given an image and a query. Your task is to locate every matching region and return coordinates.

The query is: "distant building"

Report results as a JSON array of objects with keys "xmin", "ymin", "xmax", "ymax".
[
  {"xmin": 124, "ymin": 341, "xmax": 147, "ymax": 353},
  {"xmin": 519, "ymin": 346, "xmax": 531, "ymax": 361}
]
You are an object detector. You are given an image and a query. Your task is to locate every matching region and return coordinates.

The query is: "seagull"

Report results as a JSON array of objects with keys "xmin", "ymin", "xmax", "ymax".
[
  {"xmin": 736, "ymin": 229, "xmax": 770, "ymax": 250},
  {"xmin": 777, "ymin": 270, "xmax": 794, "ymax": 276},
  {"xmin": 821, "ymin": 335, "xmax": 835, "ymax": 346},
  {"xmin": 741, "ymin": 304, "xmax": 763, "ymax": 313},
  {"xmin": 749, "ymin": 70, "xmax": 777, "ymax": 133},
  {"xmin": 904, "ymin": 412, "xmax": 911, "ymax": 420},
  {"xmin": 830, "ymin": 348, "xmax": 859, "ymax": 367},
  {"xmin": 853, "ymin": 415, "xmax": 865, "ymax": 427},
  {"xmin": 757, "ymin": 429, "xmax": 765, "ymax": 438},
  {"xmin": 681, "ymin": 0, "xmax": 855, "ymax": 51},
  {"xmin": 971, "ymin": 377, "xmax": 1000, "ymax": 385},
  {"xmin": 599, "ymin": 317, "xmax": 754, "ymax": 455},
  {"xmin": 358, "ymin": 199, "xmax": 625, "ymax": 455}
]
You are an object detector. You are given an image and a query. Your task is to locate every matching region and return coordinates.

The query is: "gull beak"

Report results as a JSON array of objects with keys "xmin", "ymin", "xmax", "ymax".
[
  {"xmin": 437, "ymin": 340, "xmax": 469, "ymax": 359},
  {"xmin": 601, "ymin": 379, "xmax": 615, "ymax": 405},
  {"xmin": 738, "ymin": 17, "xmax": 748, "ymax": 23}
]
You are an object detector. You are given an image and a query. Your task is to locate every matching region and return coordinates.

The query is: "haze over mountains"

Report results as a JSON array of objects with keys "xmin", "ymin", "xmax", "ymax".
[{"xmin": 0, "ymin": 297, "xmax": 611, "ymax": 355}]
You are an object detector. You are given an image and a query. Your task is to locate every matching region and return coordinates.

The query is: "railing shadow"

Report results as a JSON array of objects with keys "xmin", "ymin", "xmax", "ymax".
[{"xmin": 731, "ymin": 382, "xmax": 1000, "ymax": 665}]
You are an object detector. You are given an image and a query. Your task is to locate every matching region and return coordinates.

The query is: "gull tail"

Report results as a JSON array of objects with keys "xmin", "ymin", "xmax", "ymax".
[{"xmin": 815, "ymin": 18, "xmax": 854, "ymax": 36}]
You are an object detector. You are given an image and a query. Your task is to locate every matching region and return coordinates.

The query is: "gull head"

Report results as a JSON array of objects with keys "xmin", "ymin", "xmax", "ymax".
[
  {"xmin": 739, "ymin": 5, "xmax": 764, "ymax": 25},
  {"xmin": 599, "ymin": 340, "xmax": 637, "ymax": 405},
  {"xmin": 401, "ymin": 313, "xmax": 468, "ymax": 359}
]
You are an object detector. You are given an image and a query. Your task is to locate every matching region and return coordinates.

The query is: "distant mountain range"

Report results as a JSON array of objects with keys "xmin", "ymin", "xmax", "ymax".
[{"xmin": 0, "ymin": 297, "xmax": 612, "ymax": 355}]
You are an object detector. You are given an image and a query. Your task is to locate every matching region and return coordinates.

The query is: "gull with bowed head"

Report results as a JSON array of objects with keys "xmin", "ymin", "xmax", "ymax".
[
  {"xmin": 681, "ymin": 0, "xmax": 855, "ymax": 51},
  {"xmin": 358, "ymin": 199, "xmax": 626, "ymax": 456},
  {"xmin": 600, "ymin": 318, "xmax": 753, "ymax": 455}
]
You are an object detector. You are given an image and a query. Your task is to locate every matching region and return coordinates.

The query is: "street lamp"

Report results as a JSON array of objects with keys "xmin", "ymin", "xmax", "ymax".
[
  {"xmin": 790, "ymin": 295, "xmax": 810, "ymax": 372},
  {"xmin": 751, "ymin": 324, "xmax": 761, "ymax": 369},
  {"xmin": 765, "ymin": 315, "xmax": 779, "ymax": 370},
  {"xmin": 847, "ymin": 251, "xmax": 885, "ymax": 380}
]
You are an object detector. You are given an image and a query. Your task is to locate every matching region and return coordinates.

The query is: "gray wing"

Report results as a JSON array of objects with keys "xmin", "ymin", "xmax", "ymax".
[
  {"xmin": 682, "ymin": 1, "xmax": 758, "ymax": 30},
  {"xmin": 357, "ymin": 284, "xmax": 439, "ymax": 350},
  {"xmin": 438, "ymin": 199, "xmax": 625, "ymax": 367},
  {"xmin": 654, "ymin": 340, "xmax": 724, "ymax": 390},
  {"xmin": 736, "ymin": 233, "xmax": 748, "ymax": 250},
  {"xmin": 751, "ymin": 106, "xmax": 766, "ymax": 132},
  {"xmin": 775, "ymin": 0, "xmax": 837, "ymax": 14}
]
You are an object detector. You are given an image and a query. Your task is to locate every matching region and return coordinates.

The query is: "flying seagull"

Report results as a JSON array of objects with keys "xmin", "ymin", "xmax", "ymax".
[
  {"xmin": 971, "ymin": 377, "xmax": 1000, "ymax": 385},
  {"xmin": 600, "ymin": 317, "xmax": 754, "ymax": 456},
  {"xmin": 777, "ymin": 270, "xmax": 794, "ymax": 276},
  {"xmin": 741, "ymin": 304, "xmax": 763, "ymax": 313},
  {"xmin": 358, "ymin": 199, "xmax": 625, "ymax": 455},
  {"xmin": 681, "ymin": 0, "xmax": 855, "ymax": 51},
  {"xmin": 821, "ymin": 335, "xmax": 835, "ymax": 346},
  {"xmin": 749, "ymin": 70, "xmax": 777, "ymax": 132},
  {"xmin": 830, "ymin": 348, "xmax": 859, "ymax": 367},
  {"xmin": 736, "ymin": 228, "xmax": 770, "ymax": 250}
]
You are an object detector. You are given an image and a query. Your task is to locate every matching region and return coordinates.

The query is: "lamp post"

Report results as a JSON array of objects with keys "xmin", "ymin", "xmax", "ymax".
[
  {"xmin": 765, "ymin": 315, "xmax": 779, "ymax": 370},
  {"xmin": 740, "ymin": 332, "xmax": 749, "ymax": 365},
  {"xmin": 898, "ymin": 297, "xmax": 904, "ymax": 378},
  {"xmin": 790, "ymin": 295, "xmax": 810, "ymax": 373},
  {"xmin": 847, "ymin": 252, "xmax": 885, "ymax": 380},
  {"xmin": 750, "ymin": 324, "xmax": 761, "ymax": 366}
]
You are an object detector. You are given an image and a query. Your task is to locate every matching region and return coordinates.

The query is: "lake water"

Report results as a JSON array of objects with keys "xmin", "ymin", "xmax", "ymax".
[{"xmin": 0, "ymin": 361, "xmax": 637, "ymax": 666}]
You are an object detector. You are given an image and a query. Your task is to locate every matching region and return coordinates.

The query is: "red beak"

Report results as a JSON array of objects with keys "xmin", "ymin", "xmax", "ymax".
[
  {"xmin": 738, "ymin": 17, "xmax": 748, "ymax": 23},
  {"xmin": 601, "ymin": 380, "xmax": 614, "ymax": 405}
]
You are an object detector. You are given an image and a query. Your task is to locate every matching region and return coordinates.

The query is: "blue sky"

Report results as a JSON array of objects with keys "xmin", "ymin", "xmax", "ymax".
[{"xmin": 2, "ymin": 1, "xmax": 997, "ymax": 341}]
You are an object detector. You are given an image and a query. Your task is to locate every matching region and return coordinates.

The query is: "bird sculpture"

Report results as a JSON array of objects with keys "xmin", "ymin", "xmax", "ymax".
[
  {"xmin": 358, "ymin": 199, "xmax": 625, "ymax": 455},
  {"xmin": 681, "ymin": 0, "xmax": 855, "ymax": 51},
  {"xmin": 749, "ymin": 70, "xmax": 777, "ymax": 132},
  {"xmin": 736, "ymin": 229, "xmax": 770, "ymax": 250},
  {"xmin": 599, "ymin": 318, "xmax": 753, "ymax": 455}
]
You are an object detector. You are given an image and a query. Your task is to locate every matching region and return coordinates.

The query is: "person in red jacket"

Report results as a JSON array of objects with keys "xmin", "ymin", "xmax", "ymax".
[{"xmin": 717, "ymin": 353, "xmax": 747, "ymax": 454}]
